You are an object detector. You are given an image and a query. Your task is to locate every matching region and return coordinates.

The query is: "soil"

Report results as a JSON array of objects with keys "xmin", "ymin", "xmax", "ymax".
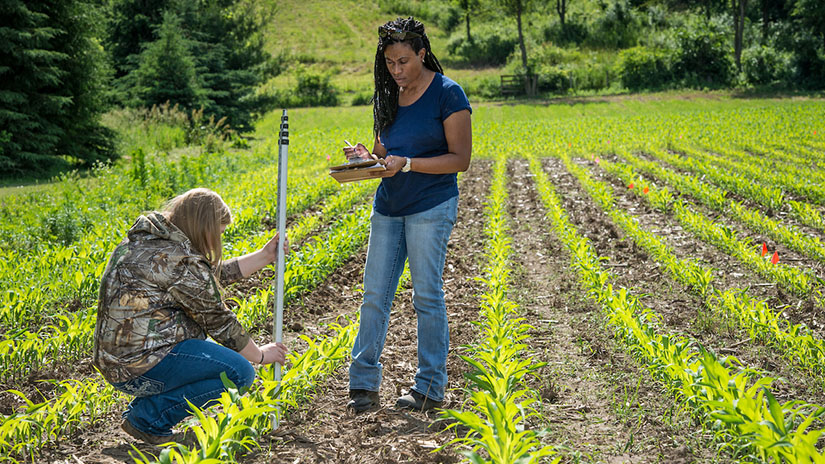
[
  {"xmin": 22, "ymin": 155, "xmax": 825, "ymax": 464},
  {"xmin": 543, "ymin": 155, "xmax": 825, "ymax": 405},
  {"xmin": 506, "ymin": 158, "xmax": 718, "ymax": 463}
]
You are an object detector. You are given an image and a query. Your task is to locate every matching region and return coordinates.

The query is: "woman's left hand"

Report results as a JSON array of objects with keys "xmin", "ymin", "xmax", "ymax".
[
  {"xmin": 262, "ymin": 232, "xmax": 289, "ymax": 264},
  {"xmin": 373, "ymin": 155, "xmax": 406, "ymax": 177}
]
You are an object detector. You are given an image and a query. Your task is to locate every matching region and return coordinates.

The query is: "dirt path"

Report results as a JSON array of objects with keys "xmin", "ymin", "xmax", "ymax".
[
  {"xmin": 239, "ymin": 161, "xmax": 492, "ymax": 464},
  {"xmin": 508, "ymin": 158, "xmax": 720, "ymax": 463}
]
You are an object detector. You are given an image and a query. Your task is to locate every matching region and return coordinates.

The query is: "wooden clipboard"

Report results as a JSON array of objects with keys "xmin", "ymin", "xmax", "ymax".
[{"xmin": 329, "ymin": 157, "xmax": 386, "ymax": 183}]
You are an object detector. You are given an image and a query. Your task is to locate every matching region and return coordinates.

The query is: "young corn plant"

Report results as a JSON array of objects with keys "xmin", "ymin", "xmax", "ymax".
[
  {"xmin": 131, "ymin": 321, "xmax": 358, "ymax": 464},
  {"xmin": 576, "ymin": 152, "xmax": 825, "ymax": 378},
  {"xmin": 441, "ymin": 155, "xmax": 558, "ymax": 464},
  {"xmin": 527, "ymin": 150, "xmax": 825, "ymax": 463}
]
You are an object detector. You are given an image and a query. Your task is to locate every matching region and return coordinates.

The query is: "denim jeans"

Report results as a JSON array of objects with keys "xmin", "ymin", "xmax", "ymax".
[
  {"xmin": 349, "ymin": 195, "xmax": 458, "ymax": 402},
  {"xmin": 112, "ymin": 338, "xmax": 255, "ymax": 436}
]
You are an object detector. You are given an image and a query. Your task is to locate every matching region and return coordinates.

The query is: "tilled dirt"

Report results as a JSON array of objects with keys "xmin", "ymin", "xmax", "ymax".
[
  {"xmin": 542, "ymin": 155, "xmax": 825, "ymax": 407},
  {"xmin": 24, "ymin": 153, "xmax": 825, "ymax": 464},
  {"xmin": 241, "ymin": 161, "xmax": 492, "ymax": 464},
  {"xmin": 509, "ymin": 158, "xmax": 718, "ymax": 463}
]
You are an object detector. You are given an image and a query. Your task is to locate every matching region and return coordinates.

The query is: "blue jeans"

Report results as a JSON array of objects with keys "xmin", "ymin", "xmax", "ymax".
[
  {"xmin": 112, "ymin": 339, "xmax": 255, "ymax": 436},
  {"xmin": 349, "ymin": 196, "xmax": 458, "ymax": 402}
]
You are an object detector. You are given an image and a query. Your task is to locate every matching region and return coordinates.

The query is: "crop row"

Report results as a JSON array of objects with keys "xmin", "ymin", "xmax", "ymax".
[
  {"xmin": 643, "ymin": 145, "xmax": 825, "ymax": 232},
  {"xmin": 612, "ymin": 148, "xmax": 825, "ymax": 265},
  {"xmin": 565, "ymin": 152, "xmax": 825, "ymax": 380},
  {"xmin": 528, "ymin": 151, "xmax": 825, "ymax": 462},
  {"xmin": 596, "ymin": 154, "xmax": 823, "ymax": 300},
  {"xmin": 0, "ymin": 181, "xmax": 374, "ymax": 383},
  {"xmin": 441, "ymin": 155, "xmax": 557, "ymax": 463}
]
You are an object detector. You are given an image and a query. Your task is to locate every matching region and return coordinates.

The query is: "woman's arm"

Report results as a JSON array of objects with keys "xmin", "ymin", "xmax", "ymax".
[
  {"xmin": 239, "ymin": 338, "xmax": 288, "ymax": 365},
  {"xmin": 235, "ymin": 232, "xmax": 289, "ymax": 278},
  {"xmin": 376, "ymin": 109, "xmax": 472, "ymax": 177}
]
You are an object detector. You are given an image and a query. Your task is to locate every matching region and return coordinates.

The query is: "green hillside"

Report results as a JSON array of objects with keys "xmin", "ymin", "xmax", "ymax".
[{"xmin": 260, "ymin": 0, "xmax": 508, "ymax": 100}]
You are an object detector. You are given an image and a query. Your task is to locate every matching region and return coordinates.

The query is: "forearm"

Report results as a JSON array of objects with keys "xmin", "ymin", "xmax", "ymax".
[
  {"xmin": 236, "ymin": 248, "xmax": 276, "ymax": 278},
  {"xmin": 406, "ymin": 152, "xmax": 470, "ymax": 174},
  {"xmin": 239, "ymin": 338, "xmax": 265, "ymax": 364}
]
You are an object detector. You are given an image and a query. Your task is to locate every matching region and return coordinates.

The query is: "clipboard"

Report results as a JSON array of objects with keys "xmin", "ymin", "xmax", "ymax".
[{"xmin": 329, "ymin": 157, "xmax": 386, "ymax": 183}]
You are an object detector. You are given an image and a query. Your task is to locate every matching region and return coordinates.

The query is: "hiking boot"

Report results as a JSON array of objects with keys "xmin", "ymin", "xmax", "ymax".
[
  {"xmin": 121, "ymin": 420, "xmax": 175, "ymax": 446},
  {"xmin": 122, "ymin": 420, "xmax": 196, "ymax": 447},
  {"xmin": 347, "ymin": 389, "xmax": 380, "ymax": 413},
  {"xmin": 395, "ymin": 390, "xmax": 442, "ymax": 412}
]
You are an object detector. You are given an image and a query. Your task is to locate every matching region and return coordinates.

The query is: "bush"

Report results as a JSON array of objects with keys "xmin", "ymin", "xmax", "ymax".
[
  {"xmin": 462, "ymin": 75, "xmax": 501, "ymax": 100},
  {"xmin": 543, "ymin": 19, "xmax": 589, "ymax": 46},
  {"xmin": 446, "ymin": 24, "xmax": 517, "ymax": 66},
  {"xmin": 672, "ymin": 20, "xmax": 734, "ymax": 87},
  {"xmin": 294, "ymin": 69, "xmax": 339, "ymax": 107},
  {"xmin": 264, "ymin": 68, "xmax": 340, "ymax": 108},
  {"xmin": 350, "ymin": 91, "xmax": 373, "ymax": 106},
  {"xmin": 742, "ymin": 45, "xmax": 792, "ymax": 85},
  {"xmin": 538, "ymin": 66, "xmax": 573, "ymax": 92},
  {"xmin": 586, "ymin": 0, "xmax": 642, "ymax": 48},
  {"xmin": 615, "ymin": 46, "xmax": 672, "ymax": 90}
]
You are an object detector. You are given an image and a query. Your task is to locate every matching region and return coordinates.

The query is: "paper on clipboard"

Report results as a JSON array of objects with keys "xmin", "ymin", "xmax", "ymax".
[{"xmin": 329, "ymin": 157, "xmax": 386, "ymax": 183}]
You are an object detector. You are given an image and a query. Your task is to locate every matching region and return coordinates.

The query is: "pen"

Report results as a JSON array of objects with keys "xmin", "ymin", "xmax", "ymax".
[{"xmin": 344, "ymin": 140, "xmax": 355, "ymax": 148}]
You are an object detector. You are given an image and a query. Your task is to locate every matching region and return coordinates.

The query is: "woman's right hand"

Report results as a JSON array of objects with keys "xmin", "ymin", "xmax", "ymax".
[
  {"xmin": 260, "ymin": 342, "xmax": 288, "ymax": 365},
  {"xmin": 343, "ymin": 142, "xmax": 371, "ymax": 160}
]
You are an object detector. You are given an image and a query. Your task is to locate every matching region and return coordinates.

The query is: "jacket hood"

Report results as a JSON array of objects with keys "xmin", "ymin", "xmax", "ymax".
[{"xmin": 128, "ymin": 212, "xmax": 190, "ymax": 244}]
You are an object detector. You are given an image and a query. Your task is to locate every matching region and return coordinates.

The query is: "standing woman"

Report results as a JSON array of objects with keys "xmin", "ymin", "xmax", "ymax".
[
  {"xmin": 94, "ymin": 188, "xmax": 289, "ymax": 444},
  {"xmin": 345, "ymin": 17, "xmax": 472, "ymax": 412}
]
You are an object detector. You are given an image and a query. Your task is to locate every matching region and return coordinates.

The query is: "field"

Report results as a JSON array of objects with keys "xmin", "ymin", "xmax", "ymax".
[{"xmin": 2, "ymin": 94, "xmax": 825, "ymax": 463}]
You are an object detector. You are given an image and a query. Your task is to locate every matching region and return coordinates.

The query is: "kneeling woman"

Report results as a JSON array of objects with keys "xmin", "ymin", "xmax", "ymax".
[{"xmin": 93, "ymin": 188, "xmax": 288, "ymax": 444}]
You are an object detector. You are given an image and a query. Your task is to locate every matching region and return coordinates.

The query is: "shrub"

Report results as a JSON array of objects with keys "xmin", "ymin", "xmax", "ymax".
[
  {"xmin": 462, "ymin": 75, "xmax": 501, "ymax": 100},
  {"xmin": 538, "ymin": 66, "xmax": 573, "ymax": 92},
  {"xmin": 350, "ymin": 91, "xmax": 373, "ymax": 106},
  {"xmin": 446, "ymin": 24, "xmax": 518, "ymax": 66},
  {"xmin": 615, "ymin": 46, "xmax": 672, "ymax": 90},
  {"xmin": 294, "ymin": 69, "xmax": 339, "ymax": 107},
  {"xmin": 262, "ymin": 68, "xmax": 340, "ymax": 109},
  {"xmin": 543, "ymin": 19, "xmax": 589, "ymax": 46},
  {"xmin": 742, "ymin": 45, "xmax": 792, "ymax": 85},
  {"xmin": 672, "ymin": 20, "xmax": 734, "ymax": 87},
  {"xmin": 586, "ymin": 0, "xmax": 642, "ymax": 48}
]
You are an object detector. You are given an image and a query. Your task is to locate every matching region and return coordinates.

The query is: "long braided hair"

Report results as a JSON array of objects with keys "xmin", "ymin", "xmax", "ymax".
[{"xmin": 373, "ymin": 17, "xmax": 443, "ymax": 137}]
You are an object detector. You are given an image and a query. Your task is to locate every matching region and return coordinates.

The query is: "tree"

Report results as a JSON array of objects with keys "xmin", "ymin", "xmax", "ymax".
[
  {"xmin": 105, "ymin": 0, "xmax": 273, "ymax": 131},
  {"xmin": 732, "ymin": 0, "xmax": 748, "ymax": 70},
  {"xmin": 129, "ymin": 11, "xmax": 203, "ymax": 110},
  {"xmin": 496, "ymin": 0, "xmax": 533, "ymax": 73},
  {"xmin": 793, "ymin": 0, "xmax": 825, "ymax": 51},
  {"xmin": 454, "ymin": 0, "xmax": 480, "ymax": 42},
  {"xmin": 0, "ymin": 0, "xmax": 114, "ymax": 175},
  {"xmin": 556, "ymin": 0, "xmax": 569, "ymax": 27}
]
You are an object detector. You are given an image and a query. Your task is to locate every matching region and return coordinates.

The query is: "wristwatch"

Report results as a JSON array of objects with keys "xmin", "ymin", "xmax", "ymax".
[{"xmin": 401, "ymin": 157, "xmax": 411, "ymax": 173}]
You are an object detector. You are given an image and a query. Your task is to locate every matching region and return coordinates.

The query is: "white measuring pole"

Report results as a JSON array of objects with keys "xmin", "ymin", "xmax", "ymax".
[{"xmin": 272, "ymin": 109, "xmax": 288, "ymax": 430}]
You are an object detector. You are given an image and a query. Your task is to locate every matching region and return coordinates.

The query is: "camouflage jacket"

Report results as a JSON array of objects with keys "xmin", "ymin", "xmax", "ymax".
[{"xmin": 93, "ymin": 212, "xmax": 250, "ymax": 384}]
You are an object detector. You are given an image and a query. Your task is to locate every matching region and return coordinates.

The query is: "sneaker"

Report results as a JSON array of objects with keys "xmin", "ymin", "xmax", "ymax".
[
  {"xmin": 347, "ymin": 389, "xmax": 380, "ymax": 413},
  {"xmin": 121, "ymin": 420, "xmax": 174, "ymax": 446},
  {"xmin": 395, "ymin": 390, "xmax": 442, "ymax": 412}
]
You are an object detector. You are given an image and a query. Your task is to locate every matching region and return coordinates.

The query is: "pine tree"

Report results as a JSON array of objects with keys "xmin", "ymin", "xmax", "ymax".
[
  {"xmin": 129, "ymin": 11, "xmax": 203, "ymax": 110},
  {"xmin": 105, "ymin": 0, "xmax": 272, "ymax": 131},
  {"xmin": 0, "ymin": 0, "xmax": 70, "ymax": 173}
]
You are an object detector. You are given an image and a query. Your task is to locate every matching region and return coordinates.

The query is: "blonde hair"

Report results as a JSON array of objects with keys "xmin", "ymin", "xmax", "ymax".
[{"xmin": 163, "ymin": 188, "xmax": 232, "ymax": 268}]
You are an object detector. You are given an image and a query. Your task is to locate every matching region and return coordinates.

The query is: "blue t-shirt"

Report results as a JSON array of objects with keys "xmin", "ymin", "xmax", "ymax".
[{"xmin": 374, "ymin": 73, "xmax": 472, "ymax": 217}]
